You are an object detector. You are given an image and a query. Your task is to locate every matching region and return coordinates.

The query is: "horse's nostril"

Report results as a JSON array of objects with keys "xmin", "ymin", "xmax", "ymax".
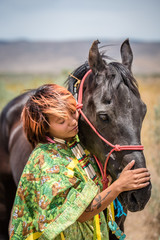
[
  {"xmin": 126, "ymin": 185, "xmax": 152, "ymax": 212},
  {"xmin": 128, "ymin": 191, "xmax": 138, "ymax": 205}
]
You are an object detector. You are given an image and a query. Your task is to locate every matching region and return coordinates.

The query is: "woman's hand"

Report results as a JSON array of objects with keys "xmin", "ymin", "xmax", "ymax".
[
  {"xmin": 115, "ymin": 160, "xmax": 151, "ymax": 193},
  {"xmin": 78, "ymin": 160, "xmax": 150, "ymax": 223}
]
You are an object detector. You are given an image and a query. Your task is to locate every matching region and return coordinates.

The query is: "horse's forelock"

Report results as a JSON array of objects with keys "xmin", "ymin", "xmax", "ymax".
[{"xmin": 108, "ymin": 62, "xmax": 140, "ymax": 98}]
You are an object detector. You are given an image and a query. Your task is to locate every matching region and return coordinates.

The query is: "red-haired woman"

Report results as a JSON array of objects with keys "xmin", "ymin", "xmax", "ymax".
[{"xmin": 9, "ymin": 84, "xmax": 150, "ymax": 240}]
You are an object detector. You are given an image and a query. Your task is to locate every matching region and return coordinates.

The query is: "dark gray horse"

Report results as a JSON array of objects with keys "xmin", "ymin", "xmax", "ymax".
[{"xmin": 0, "ymin": 39, "xmax": 151, "ymax": 239}]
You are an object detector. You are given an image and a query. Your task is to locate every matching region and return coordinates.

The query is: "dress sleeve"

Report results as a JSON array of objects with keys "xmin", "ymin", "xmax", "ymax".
[{"xmin": 30, "ymin": 148, "xmax": 99, "ymax": 240}]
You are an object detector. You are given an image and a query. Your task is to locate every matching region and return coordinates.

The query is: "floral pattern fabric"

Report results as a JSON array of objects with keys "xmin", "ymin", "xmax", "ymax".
[{"xmin": 10, "ymin": 139, "xmax": 109, "ymax": 240}]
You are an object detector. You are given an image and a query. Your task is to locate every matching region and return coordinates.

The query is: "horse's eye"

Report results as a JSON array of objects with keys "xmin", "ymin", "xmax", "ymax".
[{"xmin": 99, "ymin": 114, "xmax": 110, "ymax": 123}]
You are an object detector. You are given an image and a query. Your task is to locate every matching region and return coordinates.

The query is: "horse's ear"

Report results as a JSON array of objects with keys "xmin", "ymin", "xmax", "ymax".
[
  {"xmin": 120, "ymin": 38, "xmax": 133, "ymax": 72},
  {"xmin": 89, "ymin": 40, "xmax": 106, "ymax": 74}
]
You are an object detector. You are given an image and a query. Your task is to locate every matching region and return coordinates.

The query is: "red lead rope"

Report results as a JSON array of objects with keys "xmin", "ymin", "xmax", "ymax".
[{"xmin": 76, "ymin": 69, "xmax": 144, "ymax": 189}]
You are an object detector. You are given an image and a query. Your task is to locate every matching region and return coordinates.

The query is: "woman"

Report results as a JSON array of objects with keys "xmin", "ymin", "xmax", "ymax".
[{"xmin": 9, "ymin": 84, "xmax": 150, "ymax": 240}]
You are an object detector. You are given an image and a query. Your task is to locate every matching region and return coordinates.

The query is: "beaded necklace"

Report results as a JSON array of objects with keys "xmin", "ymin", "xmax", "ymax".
[
  {"xmin": 47, "ymin": 136, "xmax": 99, "ymax": 184},
  {"xmin": 67, "ymin": 137, "xmax": 98, "ymax": 182}
]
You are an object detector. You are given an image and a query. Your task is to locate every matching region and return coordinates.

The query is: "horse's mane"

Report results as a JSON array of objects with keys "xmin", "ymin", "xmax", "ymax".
[{"xmin": 66, "ymin": 56, "xmax": 140, "ymax": 98}]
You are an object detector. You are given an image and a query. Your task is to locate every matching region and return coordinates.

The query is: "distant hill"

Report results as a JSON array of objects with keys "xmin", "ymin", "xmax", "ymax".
[{"xmin": 0, "ymin": 39, "xmax": 159, "ymax": 75}]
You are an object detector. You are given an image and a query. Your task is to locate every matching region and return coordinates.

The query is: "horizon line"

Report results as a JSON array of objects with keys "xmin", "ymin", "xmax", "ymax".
[{"xmin": 0, "ymin": 37, "xmax": 160, "ymax": 44}]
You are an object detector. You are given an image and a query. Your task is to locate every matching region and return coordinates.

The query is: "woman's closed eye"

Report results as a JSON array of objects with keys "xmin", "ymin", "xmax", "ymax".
[
  {"xmin": 70, "ymin": 110, "xmax": 77, "ymax": 115},
  {"xmin": 57, "ymin": 118, "xmax": 65, "ymax": 124}
]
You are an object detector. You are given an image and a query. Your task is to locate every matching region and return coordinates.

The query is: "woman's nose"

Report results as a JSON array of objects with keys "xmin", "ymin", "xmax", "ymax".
[
  {"xmin": 70, "ymin": 117, "xmax": 77, "ymax": 126},
  {"xmin": 69, "ymin": 113, "xmax": 78, "ymax": 126}
]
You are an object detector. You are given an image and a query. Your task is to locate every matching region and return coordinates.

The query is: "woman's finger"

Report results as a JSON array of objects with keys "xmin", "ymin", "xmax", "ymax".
[
  {"xmin": 135, "ymin": 171, "xmax": 150, "ymax": 179},
  {"xmin": 132, "ymin": 168, "xmax": 150, "ymax": 174},
  {"xmin": 134, "ymin": 181, "xmax": 150, "ymax": 189},
  {"xmin": 123, "ymin": 160, "xmax": 135, "ymax": 171},
  {"xmin": 137, "ymin": 176, "xmax": 151, "ymax": 184}
]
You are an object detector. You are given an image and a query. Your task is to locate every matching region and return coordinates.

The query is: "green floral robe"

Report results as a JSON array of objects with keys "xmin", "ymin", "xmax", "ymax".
[{"xmin": 10, "ymin": 140, "xmax": 109, "ymax": 240}]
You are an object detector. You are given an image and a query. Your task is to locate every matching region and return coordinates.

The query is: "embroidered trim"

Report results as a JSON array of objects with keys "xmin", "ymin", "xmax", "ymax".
[{"xmin": 26, "ymin": 232, "xmax": 42, "ymax": 240}]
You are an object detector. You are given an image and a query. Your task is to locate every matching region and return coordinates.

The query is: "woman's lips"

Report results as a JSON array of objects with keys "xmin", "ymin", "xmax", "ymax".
[{"xmin": 71, "ymin": 125, "xmax": 78, "ymax": 131}]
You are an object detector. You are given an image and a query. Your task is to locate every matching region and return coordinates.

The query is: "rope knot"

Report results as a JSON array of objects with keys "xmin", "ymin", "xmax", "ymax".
[
  {"xmin": 101, "ymin": 177, "xmax": 109, "ymax": 189},
  {"xmin": 76, "ymin": 103, "xmax": 83, "ymax": 110},
  {"xmin": 114, "ymin": 144, "xmax": 121, "ymax": 151}
]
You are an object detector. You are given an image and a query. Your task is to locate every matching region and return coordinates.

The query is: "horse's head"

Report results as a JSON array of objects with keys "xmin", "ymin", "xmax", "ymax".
[{"xmin": 78, "ymin": 39, "xmax": 151, "ymax": 212}]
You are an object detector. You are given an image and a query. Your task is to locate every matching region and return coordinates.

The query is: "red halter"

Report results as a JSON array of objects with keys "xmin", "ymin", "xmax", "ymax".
[{"xmin": 76, "ymin": 69, "xmax": 144, "ymax": 189}]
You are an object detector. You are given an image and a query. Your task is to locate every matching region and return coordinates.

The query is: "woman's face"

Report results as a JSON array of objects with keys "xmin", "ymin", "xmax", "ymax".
[{"xmin": 48, "ymin": 110, "xmax": 79, "ymax": 140}]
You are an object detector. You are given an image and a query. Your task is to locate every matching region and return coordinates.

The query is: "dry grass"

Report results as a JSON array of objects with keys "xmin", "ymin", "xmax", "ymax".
[{"xmin": 125, "ymin": 76, "xmax": 160, "ymax": 240}]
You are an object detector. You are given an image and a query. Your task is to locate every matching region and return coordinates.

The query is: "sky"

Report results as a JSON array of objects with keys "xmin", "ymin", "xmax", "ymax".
[{"xmin": 0, "ymin": 0, "xmax": 160, "ymax": 42}]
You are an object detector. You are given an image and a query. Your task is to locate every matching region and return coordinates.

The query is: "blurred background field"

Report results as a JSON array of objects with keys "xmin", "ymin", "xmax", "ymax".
[
  {"xmin": 0, "ymin": 71, "xmax": 68, "ymax": 110},
  {"xmin": 0, "ymin": 71, "xmax": 160, "ymax": 239}
]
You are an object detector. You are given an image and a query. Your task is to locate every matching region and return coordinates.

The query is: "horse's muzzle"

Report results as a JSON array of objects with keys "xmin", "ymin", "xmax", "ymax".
[{"xmin": 120, "ymin": 182, "xmax": 152, "ymax": 212}]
